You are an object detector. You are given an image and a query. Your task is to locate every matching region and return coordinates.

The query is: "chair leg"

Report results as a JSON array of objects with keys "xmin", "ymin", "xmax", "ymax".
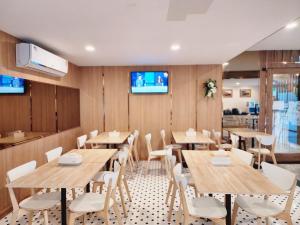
[
  {"xmin": 72, "ymin": 188, "xmax": 76, "ymax": 199},
  {"xmin": 118, "ymin": 184, "xmax": 128, "ymax": 217},
  {"xmin": 165, "ymin": 181, "xmax": 173, "ymax": 204},
  {"xmin": 168, "ymin": 186, "xmax": 177, "ymax": 221},
  {"xmin": 231, "ymin": 201, "xmax": 239, "ymax": 225},
  {"xmin": 92, "ymin": 183, "xmax": 98, "ymax": 193},
  {"xmin": 257, "ymin": 217, "xmax": 262, "ymax": 225},
  {"xmin": 175, "ymin": 209, "xmax": 182, "ymax": 225},
  {"xmin": 194, "ymin": 186, "xmax": 198, "ymax": 198},
  {"xmin": 145, "ymin": 158, "xmax": 151, "ymax": 174},
  {"xmin": 10, "ymin": 210, "xmax": 19, "ymax": 225},
  {"xmin": 103, "ymin": 212, "xmax": 109, "ymax": 225},
  {"xmin": 271, "ymin": 153, "xmax": 277, "ymax": 164},
  {"xmin": 258, "ymin": 153, "xmax": 261, "ymax": 170},
  {"xmin": 113, "ymin": 203, "xmax": 123, "ymax": 225},
  {"xmin": 68, "ymin": 212, "xmax": 80, "ymax": 225},
  {"xmin": 265, "ymin": 217, "xmax": 269, "ymax": 225},
  {"xmin": 28, "ymin": 211, "xmax": 34, "ymax": 225},
  {"xmin": 43, "ymin": 210, "xmax": 49, "ymax": 225},
  {"xmin": 123, "ymin": 178, "xmax": 132, "ymax": 202}
]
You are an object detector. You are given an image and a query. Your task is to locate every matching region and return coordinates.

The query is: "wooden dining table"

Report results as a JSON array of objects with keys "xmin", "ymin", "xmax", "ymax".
[
  {"xmin": 224, "ymin": 127, "xmax": 271, "ymax": 149},
  {"xmin": 7, "ymin": 148, "xmax": 117, "ymax": 225},
  {"xmin": 85, "ymin": 131, "xmax": 131, "ymax": 148},
  {"xmin": 172, "ymin": 131, "xmax": 215, "ymax": 149},
  {"xmin": 182, "ymin": 150, "xmax": 285, "ymax": 225}
]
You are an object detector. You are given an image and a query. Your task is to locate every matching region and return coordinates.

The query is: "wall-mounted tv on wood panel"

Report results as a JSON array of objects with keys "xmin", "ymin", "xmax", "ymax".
[
  {"xmin": 130, "ymin": 71, "xmax": 169, "ymax": 94},
  {"xmin": 0, "ymin": 74, "xmax": 25, "ymax": 94}
]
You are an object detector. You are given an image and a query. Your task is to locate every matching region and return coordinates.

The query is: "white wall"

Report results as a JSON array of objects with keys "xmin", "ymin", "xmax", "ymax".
[{"xmin": 222, "ymin": 78, "xmax": 259, "ymax": 113}]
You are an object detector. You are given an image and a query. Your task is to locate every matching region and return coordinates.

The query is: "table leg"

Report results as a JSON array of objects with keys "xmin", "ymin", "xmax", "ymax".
[
  {"xmin": 238, "ymin": 136, "xmax": 242, "ymax": 149},
  {"xmin": 225, "ymin": 194, "xmax": 231, "ymax": 225},
  {"xmin": 251, "ymin": 137, "xmax": 255, "ymax": 148},
  {"xmin": 61, "ymin": 188, "xmax": 67, "ymax": 225}
]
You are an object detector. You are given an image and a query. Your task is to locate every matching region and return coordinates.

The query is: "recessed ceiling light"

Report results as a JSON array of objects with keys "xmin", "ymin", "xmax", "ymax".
[
  {"xmin": 282, "ymin": 61, "xmax": 288, "ymax": 65},
  {"xmin": 222, "ymin": 62, "xmax": 229, "ymax": 67},
  {"xmin": 170, "ymin": 44, "xmax": 181, "ymax": 51},
  {"xmin": 85, "ymin": 45, "xmax": 95, "ymax": 52},
  {"xmin": 285, "ymin": 22, "xmax": 298, "ymax": 29},
  {"xmin": 235, "ymin": 82, "xmax": 240, "ymax": 86}
]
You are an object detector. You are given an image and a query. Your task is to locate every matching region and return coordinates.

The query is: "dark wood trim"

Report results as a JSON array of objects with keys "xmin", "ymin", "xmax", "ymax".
[{"xmin": 223, "ymin": 70, "xmax": 260, "ymax": 79}]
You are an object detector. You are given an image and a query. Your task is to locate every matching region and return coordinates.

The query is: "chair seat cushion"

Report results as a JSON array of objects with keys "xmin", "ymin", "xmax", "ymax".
[
  {"xmin": 150, "ymin": 150, "xmax": 170, "ymax": 157},
  {"xmin": 187, "ymin": 197, "xmax": 227, "ymax": 218},
  {"xmin": 19, "ymin": 192, "xmax": 60, "ymax": 210},
  {"xmin": 165, "ymin": 144, "xmax": 182, "ymax": 149},
  {"xmin": 236, "ymin": 195, "xmax": 283, "ymax": 217},
  {"xmin": 248, "ymin": 148, "xmax": 270, "ymax": 155},
  {"xmin": 69, "ymin": 193, "xmax": 113, "ymax": 213}
]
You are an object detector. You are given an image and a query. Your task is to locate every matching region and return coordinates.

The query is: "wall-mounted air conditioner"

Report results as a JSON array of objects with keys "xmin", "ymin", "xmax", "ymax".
[{"xmin": 16, "ymin": 43, "xmax": 68, "ymax": 77}]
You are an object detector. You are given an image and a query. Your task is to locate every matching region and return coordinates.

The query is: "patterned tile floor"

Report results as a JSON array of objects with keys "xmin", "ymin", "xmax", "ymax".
[{"xmin": 1, "ymin": 161, "xmax": 300, "ymax": 225}]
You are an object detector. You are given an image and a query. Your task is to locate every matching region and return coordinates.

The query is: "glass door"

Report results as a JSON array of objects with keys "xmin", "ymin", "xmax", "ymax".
[{"xmin": 272, "ymin": 73, "xmax": 300, "ymax": 153}]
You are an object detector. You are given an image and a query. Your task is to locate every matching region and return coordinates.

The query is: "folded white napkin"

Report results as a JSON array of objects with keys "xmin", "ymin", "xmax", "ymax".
[
  {"xmin": 109, "ymin": 130, "xmax": 120, "ymax": 137},
  {"xmin": 185, "ymin": 131, "xmax": 196, "ymax": 137}
]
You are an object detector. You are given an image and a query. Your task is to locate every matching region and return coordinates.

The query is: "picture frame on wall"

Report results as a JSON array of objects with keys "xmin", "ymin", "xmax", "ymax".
[
  {"xmin": 222, "ymin": 89, "xmax": 233, "ymax": 98},
  {"xmin": 240, "ymin": 89, "xmax": 251, "ymax": 97}
]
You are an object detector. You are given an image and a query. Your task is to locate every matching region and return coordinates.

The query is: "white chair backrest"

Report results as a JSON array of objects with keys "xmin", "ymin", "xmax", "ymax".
[
  {"xmin": 89, "ymin": 130, "xmax": 98, "ymax": 139},
  {"xmin": 118, "ymin": 149, "xmax": 129, "ymax": 163},
  {"xmin": 174, "ymin": 173, "xmax": 188, "ymax": 190},
  {"xmin": 145, "ymin": 133, "xmax": 152, "ymax": 153},
  {"xmin": 256, "ymin": 135, "xmax": 275, "ymax": 146},
  {"xmin": 173, "ymin": 163, "xmax": 183, "ymax": 176},
  {"xmin": 212, "ymin": 130, "xmax": 221, "ymax": 139},
  {"xmin": 187, "ymin": 128, "xmax": 195, "ymax": 132},
  {"xmin": 45, "ymin": 147, "xmax": 63, "ymax": 162},
  {"xmin": 103, "ymin": 171, "xmax": 119, "ymax": 189},
  {"xmin": 128, "ymin": 134, "xmax": 135, "ymax": 146},
  {"xmin": 202, "ymin": 129, "xmax": 211, "ymax": 138},
  {"xmin": 133, "ymin": 130, "xmax": 139, "ymax": 137},
  {"xmin": 231, "ymin": 148, "xmax": 253, "ymax": 166},
  {"xmin": 230, "ymin": 134, "xmax": 239, "ymax": 148},
  {"xmin": 165, "ymin": 155, "xmax": 176, "ymax": 180},
  {"xmin": 77, "ymin": 134, "xmax": 87, "ymax": 149},
  {"xmin": 262, "ymin": 162, "xmax": 296, "ymax": 191},
  {"xmin": 7, "ymin": 161, "xmax": 37, "ymax": 182}
]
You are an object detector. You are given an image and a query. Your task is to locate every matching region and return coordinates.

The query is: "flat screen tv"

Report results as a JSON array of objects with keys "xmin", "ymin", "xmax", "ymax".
[
  {"xmin": 130, "ymin": 71, "xmax": 169, "ymax": 94},
  {"xmin": 0, "ymin": 74, "xmax": 25, "ymax": 94}
]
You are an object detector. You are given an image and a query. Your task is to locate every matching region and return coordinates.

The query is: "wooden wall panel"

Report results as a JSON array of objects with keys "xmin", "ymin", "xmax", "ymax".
[
  {"xmin": 80, "ymin": 67, "xmax": 104, "ymax": 134},
  {"xmin": 103, "ymin": 67, "xmax": 129, "ymax": 131},
  {"xmin": 57, "ymin": 86, "xmax": 80, "ymax": 131},
  {"xmin": 171, "ymin": 66, "xmax": 197, "ymax": 130},
  {"xmin": 0, "ymin": 83, "xmax": 31, "ymax": 135},
  {"xmin": 31, "ymin": 82, "xmax": 56, "ymax": 132},
  {"xmin": 196, "ymin": 65, "xmax": 223, "ymax": 132}
]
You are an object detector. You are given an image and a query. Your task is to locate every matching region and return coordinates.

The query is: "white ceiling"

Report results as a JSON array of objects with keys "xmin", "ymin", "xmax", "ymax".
[
  {"xmin": 223, "ymin": 78, "xmax": 259, "ymax": 87},
  {"xmin": 0, "ymin": 0, "xmax": 300, "ymax": 66},
  {"xmin": 249, "ymin": 17, "xmax": 300, "ymax": 51}
]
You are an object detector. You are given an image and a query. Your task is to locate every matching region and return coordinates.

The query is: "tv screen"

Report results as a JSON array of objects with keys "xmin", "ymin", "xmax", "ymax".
[
  {"xmin": 0, "ymin": 74, "xmax": 25, "ymax": 94},
  {"xmin": 131, "ymin": 71, "xmax": 169, "ymax": 94}
]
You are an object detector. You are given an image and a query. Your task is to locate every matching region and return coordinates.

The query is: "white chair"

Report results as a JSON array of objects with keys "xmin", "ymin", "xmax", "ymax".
[
  {"xmin": 7, "ymin": 161, "xmax": 61, "ymax": 225},
  {"xmin": 69, "ymin": 171, "xmax": 122, "ymax": 225},
  {"xmin": 88, "ymin": 130, "xmax": 105, "ymax": 149},
  {"xmin": 93, "ymin": 150, "xmax": 131, "ymax": 217},
  {"xmin": 165, "ymin": 155, "xmax": 199, "ymax": 222},
  {"xmin": 231, "ymin": 148, "xmax": 254, "ymax": 166},
  {"xmin": 248, "ymin": 135, "xmax": 277, "ymax": 169},
  {"xmin": 230, "ymin": 134, "xmax": 239, "ymax": 148},
  {"xmin": 45, "ymin": 147, "xmax": 63, "ymax": 162},
  {"xmin": 195, "ymin": 129, "xmax": 211, "ymax": 150},
  {"xmin": 175, "ymin": 173, "xmax": 227, "ymax": 225},
  {"xmin": 77, "ymin": 134, "xmax": 87, "ymax": 149},
  {"xmin": 232, "ymin": 162, "xmax": 297, "ymax": 225},
  {"xmin": 213, "ymin": 130, "xmax": 233, "ymax": 150},
  {"xmin": 160, "ymin": 129, "xmax": 183, "ymax": 163},
  {"xmin": 145, "ymin": 133, "xmax": 171, "ymax": 174}
]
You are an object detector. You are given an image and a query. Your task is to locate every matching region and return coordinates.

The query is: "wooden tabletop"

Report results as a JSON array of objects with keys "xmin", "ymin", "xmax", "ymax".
[
  {"xmin": 223, "ymin": 128, "xmax": 271, "ymax": 138},
  {"xmin": 182, "ymin": 150, "xmax": 284, "ymax": 195},
  {"xmin": 0, "ymin": 132, "xmax": 49, "ymax": 145},
  {"xmin": 7, "ymin": 149, "xmax": 117, "ymax": 189},
  {"xmin": 172, "ymin": 131, "xmax": 215, "ymax": 144},
  {"xmin": 86, "ymin": 132, "xmax": 131, "ymax": 144},
  {"xmin": 68, "ymin": 149, "xmax": 117, "ymax": 163}
]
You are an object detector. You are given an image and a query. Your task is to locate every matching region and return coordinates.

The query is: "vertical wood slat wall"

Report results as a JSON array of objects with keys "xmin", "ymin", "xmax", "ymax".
[{"xmin": 80, "ymin": 65, "xmax": 223, "ymax": 159}]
